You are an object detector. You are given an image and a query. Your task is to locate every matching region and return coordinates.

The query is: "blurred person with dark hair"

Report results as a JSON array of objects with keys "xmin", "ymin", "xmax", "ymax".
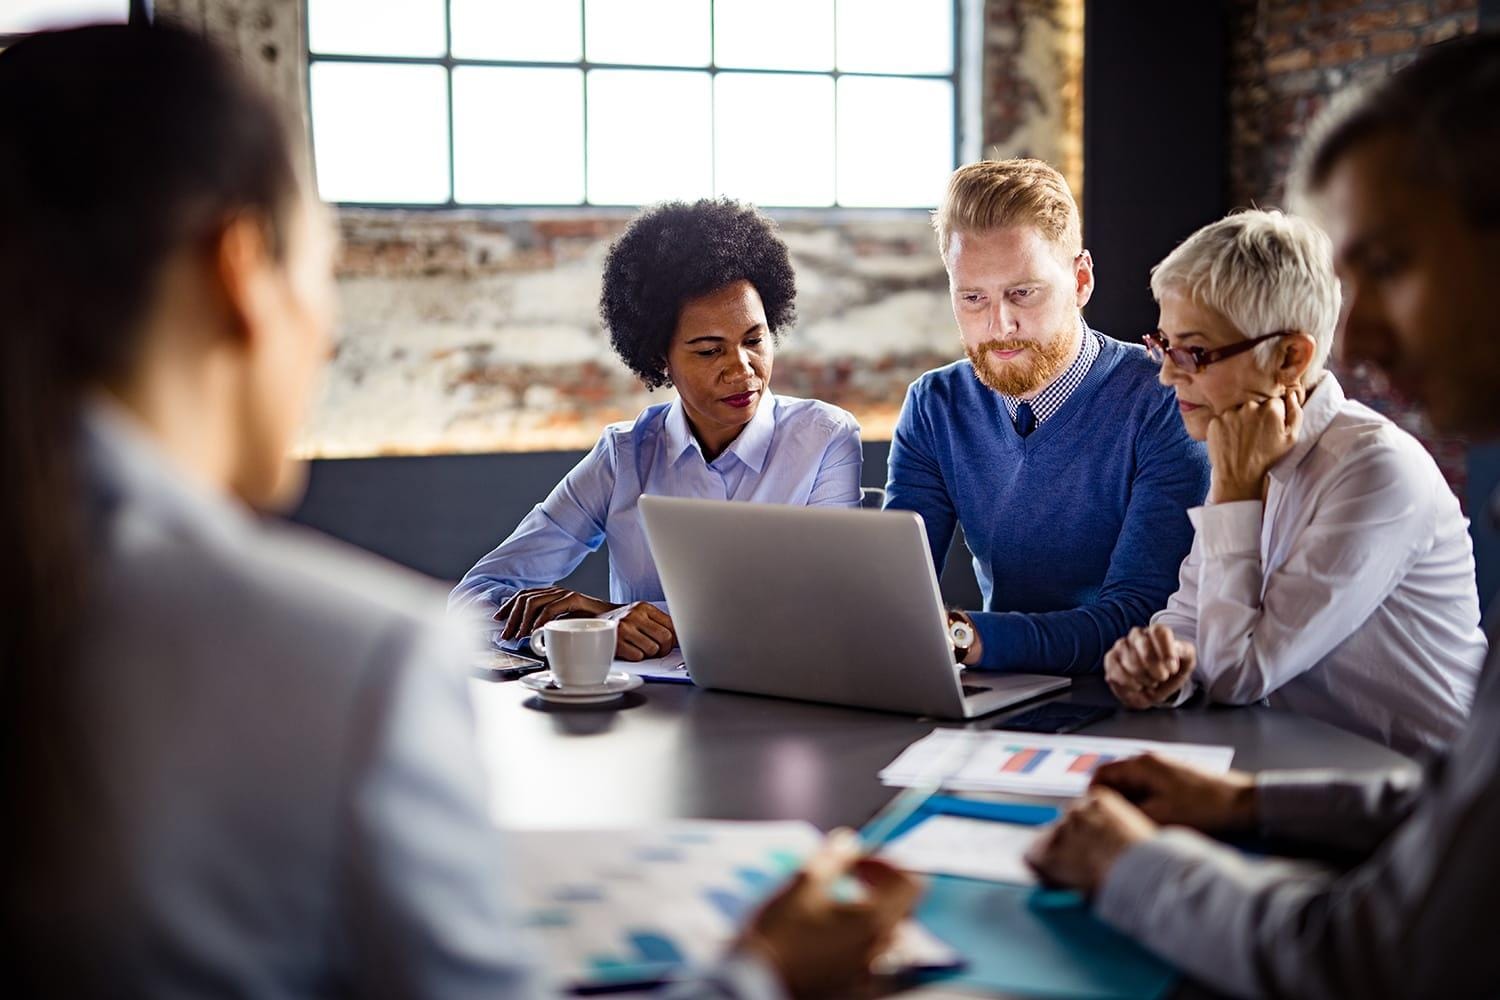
[
  {"xmin": 0, "ymin": 24, "xmax": 916, "ymax": 997},
  {"xmin": 1026, "ymin": 34, "xmax": 1500, "ymax": 998},
  {"xmin": 451, "ymin": 200, "xmax": 863, "ymax": 661}
]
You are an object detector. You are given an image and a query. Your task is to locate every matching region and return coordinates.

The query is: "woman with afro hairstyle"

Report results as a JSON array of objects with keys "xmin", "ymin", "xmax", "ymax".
[{"xmin": 451, "ymin": 198, "xmax": 863, "ymax": 661}]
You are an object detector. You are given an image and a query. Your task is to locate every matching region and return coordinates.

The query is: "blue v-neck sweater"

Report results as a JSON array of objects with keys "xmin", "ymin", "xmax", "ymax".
[{"xmin": 886, "ymin": 331, "xmax": 1210, "ymax": 674}]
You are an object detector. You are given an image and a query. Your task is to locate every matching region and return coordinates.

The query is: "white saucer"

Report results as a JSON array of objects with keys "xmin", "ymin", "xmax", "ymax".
[{"xmin": 520, "ymin": 669, "xmax": 643, "ymax": 704}]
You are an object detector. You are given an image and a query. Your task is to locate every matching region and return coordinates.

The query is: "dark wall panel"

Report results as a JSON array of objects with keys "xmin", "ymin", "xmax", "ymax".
[
  {"xmin": 292, "ymin": 448, "xmax": 597, "ymax": 585},
  {"xmin": 289, "ymin": 442, "xmax": 985, "ymax": 610},
  {"xmin": 1083, "ymin": 0, "xmax": 1229, "ymax": 339},
  {"xmin": 1470, "ymin": 445, "xmax": 1500, "ymax": 624}
]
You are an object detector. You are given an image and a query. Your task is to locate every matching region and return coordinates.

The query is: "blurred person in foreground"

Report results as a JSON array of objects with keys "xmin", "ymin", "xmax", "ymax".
[
  {"xmin": 0, "ymin": 23, "xmax": 915, "ymax": 998},
  {"xmin": 1027, "ymin": 34, "xmax": 1500, "ymax": 998}
]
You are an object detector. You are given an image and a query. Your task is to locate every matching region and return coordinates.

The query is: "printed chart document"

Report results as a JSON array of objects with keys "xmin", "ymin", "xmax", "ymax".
[
  {"xmin": 612, "ymin": 649, "xmax": 690, "ymax": 682},
  {"xmin": 508, "ymin": 821, "xmax": 959, "ymax": 991},
  {"xmin": 881, "ymin": 729, "xmax": 1235, "ymax": 798},
  {"xmin": 880, "ymin": 815, "xmax": 1040, "ymax": 885}
]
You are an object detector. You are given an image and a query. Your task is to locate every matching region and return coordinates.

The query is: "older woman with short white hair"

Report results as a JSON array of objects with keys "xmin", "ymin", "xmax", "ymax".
[{"xmin": 1105, "ymin": 208, "xmax": 1486, "ymax": 754}]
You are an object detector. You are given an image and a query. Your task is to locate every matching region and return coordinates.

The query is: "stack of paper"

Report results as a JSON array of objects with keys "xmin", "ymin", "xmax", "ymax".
[
  {"xmin": 611, "ymin": 649, "xmax": 691, "ymax": 683},
  {"xmin": 880, "ymin": 815, "xmax": 1042, "ymax": 885},
  {"xmin": 880, "ymin": 729, "xmax": 1235, "ymax": 798}
]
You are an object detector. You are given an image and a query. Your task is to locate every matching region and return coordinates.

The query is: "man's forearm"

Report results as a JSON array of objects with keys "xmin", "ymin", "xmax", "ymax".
[
  {"xmin": 968, "ymin": 602, "xmax": 1141, "ymax": 675},
  {"xmin": 1255, "ymin": 767, "xmax": 1425, "ymax": 854},
  {"xmin": 1095, "ymin": 829, "xmax": 1335, "ymax": 999}
]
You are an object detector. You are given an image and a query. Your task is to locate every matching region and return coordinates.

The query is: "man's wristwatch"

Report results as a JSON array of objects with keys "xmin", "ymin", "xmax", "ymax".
[{"xmin": 947, "ymin": 610, "xmax": 975, "ymax": 662}]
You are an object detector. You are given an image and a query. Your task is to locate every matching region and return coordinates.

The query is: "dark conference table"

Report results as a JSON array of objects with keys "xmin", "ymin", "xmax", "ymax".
[
  {"xmin": 470, "ymin": 673, "xmax": 1416, "ymax": 998},
  {"xmin": 471, "ymin": 672, "xmax": 1416, "ymax": 831}
]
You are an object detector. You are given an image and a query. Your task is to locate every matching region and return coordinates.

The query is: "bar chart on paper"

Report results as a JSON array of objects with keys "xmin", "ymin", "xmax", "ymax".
[
  {"xmin": 996, "ymin": 744, "xmax": 1123, "ymax": 777},
  {"xmin": 507, "ymin": 822, "xmax": 959, "ymax": 990},
  {"xmin": 881, "ymin": 730, "xmax": 1235, "ymax": 797}
]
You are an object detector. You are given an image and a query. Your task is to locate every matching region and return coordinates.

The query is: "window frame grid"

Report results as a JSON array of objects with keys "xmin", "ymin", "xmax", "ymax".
[{"xmin": 305, "ymin": 0, "xmax": 962, "ymax": 210}]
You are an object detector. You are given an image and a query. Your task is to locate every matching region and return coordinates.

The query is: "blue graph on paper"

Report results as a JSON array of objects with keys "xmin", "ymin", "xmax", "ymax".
[{"xmin": 510, "ymin": 823, "xmax": 820, "ymax": 987}]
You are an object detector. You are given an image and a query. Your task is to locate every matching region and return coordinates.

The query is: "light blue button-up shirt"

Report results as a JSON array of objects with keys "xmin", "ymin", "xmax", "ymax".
[{"xmin": 449, "ymin": 392, "xmax": 863, "ymax": 616}]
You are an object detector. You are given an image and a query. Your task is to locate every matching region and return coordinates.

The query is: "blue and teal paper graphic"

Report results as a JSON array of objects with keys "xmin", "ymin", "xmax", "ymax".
[
  {"xmin": 513, "ymin": 823, "xmax": 838, "ymax": 992},
  {"xmin": 874, "ymin": 795, "xmax": 1177, "ymax": 1000}
]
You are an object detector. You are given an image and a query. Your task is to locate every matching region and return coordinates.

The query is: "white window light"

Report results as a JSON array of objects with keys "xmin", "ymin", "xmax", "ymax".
[{"xmin": 308, "ymin": 0, "xmax": 959, "ymax": 209}]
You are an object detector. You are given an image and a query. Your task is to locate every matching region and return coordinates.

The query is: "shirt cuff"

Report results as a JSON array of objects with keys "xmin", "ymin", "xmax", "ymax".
[
  {"xmin": 1254, "ymin": 770, "xmax": 1351, "ymax": 839},
  {"xmin": 970, "ymin": 610, "xmax": 1022, "ymax": 671},
  {"xmin": 1157, "ymin": 676, "xmax": 1197, "ymax": 709},
  {"xmin": 1094, "ymin": 828, "xmax": 1225, "ymax": 935},
  {"xmin": 1187, "ymin": 500, "xmax": 1263, "ymax": 559}
]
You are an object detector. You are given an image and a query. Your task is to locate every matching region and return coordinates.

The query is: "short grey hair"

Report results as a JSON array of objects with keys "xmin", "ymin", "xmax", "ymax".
[{"xmin": 1150, "ymin": 209, "xmax": 1341, "ymax": 385}]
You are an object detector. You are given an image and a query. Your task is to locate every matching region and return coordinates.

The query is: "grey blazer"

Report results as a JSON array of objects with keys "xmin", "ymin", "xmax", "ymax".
[
  {"xmin": 18, "ymin": 407, "xmax": 544, "ymax": 998},
  {"xmin": 21, "ymin": 407, "xmax": 778, "ymax": 1000},
  {"xmin": 1095, "ymin": 563, "xmax": 1500, "ymax": 998}
]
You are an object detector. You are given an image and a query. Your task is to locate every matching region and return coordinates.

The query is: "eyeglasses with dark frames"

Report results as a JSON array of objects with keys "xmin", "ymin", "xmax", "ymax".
[{"xmin": 1142, "ymin": 329, "xmax": 1296, "ymax": 374}]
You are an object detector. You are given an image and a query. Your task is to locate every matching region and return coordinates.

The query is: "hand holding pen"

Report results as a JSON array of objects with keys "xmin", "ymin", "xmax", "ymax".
[{"xmin": 734, "ymin": 828, "xmax": 921, "ymax": 999}]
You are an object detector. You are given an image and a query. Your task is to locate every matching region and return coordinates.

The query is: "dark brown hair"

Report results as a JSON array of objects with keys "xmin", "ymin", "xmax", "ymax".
[
  {"xmin": 0, "ymin": 22, "xmax": 300, "ymax": 929},
  {"xmin": 1297, "ymin": 32, "xmax": 1500, "ymax": 230},
  {"xmin": 600, "ymin": 198, "xmax": 797, "ymax": 390}
]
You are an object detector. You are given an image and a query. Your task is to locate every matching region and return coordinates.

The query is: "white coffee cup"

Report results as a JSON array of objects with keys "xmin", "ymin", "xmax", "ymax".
[{"xmin": 532, "ymin": 618, "xmax": 617, "ymax": 688}]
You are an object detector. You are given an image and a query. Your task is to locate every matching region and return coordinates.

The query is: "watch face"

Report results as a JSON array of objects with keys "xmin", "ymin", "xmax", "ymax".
[{"xmin": 949, "ymin": 620, "xmax": 974, "ymax": 649}]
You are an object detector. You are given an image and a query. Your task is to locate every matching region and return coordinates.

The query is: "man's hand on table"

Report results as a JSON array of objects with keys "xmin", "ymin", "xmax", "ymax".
[
  {"xmin": 1024, "ymin": 787, "xmax": 1157, "ymax": 894},
  {"xmin": 734, "ymin": 830, "xmax": 922, "ymax": 999},
  {"xmin": 495, "ymin": 588, "xmax": 676, "ymax": 660},
  {"xmin": 1093, "ymin": 754, "xmax": 1258, "ymax": 833},
  {"xmin": 1104, "ymin": 623, "xmax": 1195, "ymax": 709},
  {"xmin": 1026, "ymin": 755, "xmax": 1260, "ymax": 894},
  {"xmin": 596, "ymin": 602, "xmax": 677, "ymax": 661}
]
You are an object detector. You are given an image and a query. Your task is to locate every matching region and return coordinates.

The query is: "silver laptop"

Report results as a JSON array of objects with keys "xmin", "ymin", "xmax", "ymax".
[{"xmin": 639, "ymin": 495, "xmax": 1069, "ymax": 719}]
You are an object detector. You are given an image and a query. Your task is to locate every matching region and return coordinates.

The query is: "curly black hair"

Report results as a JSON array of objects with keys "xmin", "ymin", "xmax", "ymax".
[{"xmin": 600, "ymin": 198, "xmax": 797, "ymax": 390}]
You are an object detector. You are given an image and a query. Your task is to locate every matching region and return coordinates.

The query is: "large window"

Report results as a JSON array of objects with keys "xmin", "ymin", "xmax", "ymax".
[
  {"xmin": 0, "ymin": 0, "xmax": 128, "ymax": 43},
  {"xmin": 307, "ymin": 0, "xmax": 960, "ymax": 209}
]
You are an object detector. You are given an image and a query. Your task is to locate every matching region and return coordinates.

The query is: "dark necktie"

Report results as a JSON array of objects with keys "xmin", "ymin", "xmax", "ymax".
[{"xmin": 1014, "ymin": 400, "xmax": 1037, "ymax": 437}]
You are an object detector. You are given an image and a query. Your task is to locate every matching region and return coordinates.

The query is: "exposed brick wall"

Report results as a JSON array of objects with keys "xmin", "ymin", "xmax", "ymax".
[
  {"xmin": 1227, "ymin": 0, "xmax": 1480, "ymax": 496},
  {"xmin": 1228, "ymin": 0, "xmax": 1479, "ymax": 210},
  {"xmin": 314, "ymin": 209, "xmax": 959, "ymax": 457}
]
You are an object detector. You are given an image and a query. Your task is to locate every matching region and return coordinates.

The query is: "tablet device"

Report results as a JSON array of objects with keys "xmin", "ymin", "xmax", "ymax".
[{"xmin": 995, "ymin": 701, "xmax": 1114, "ymax": 734}]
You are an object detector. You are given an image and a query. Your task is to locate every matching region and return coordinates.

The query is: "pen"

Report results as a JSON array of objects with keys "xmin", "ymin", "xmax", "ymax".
[
  {"xmin": 858, "ymin": 780, "xmax": 942, "ymax": 854},
  {"xmin": 860, "ymin": 730, "xmax": 983, "ymax": 854}
]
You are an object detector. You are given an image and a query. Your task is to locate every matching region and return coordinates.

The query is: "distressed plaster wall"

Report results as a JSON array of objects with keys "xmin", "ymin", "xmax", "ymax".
[
  {"xmin": 161, "ymin": 0, "xmax": 1085, "ymax": 457},
  {"xmin": 154, "ymin": 0, "xmax": 304, "ymax": 130},
  {"xmin": 983, "ymin": 0, "xmax": 1084, "ymax": 199},
  {"xmin": 315, "ymin": 210, "xmax": 962, "ymax": 456}
]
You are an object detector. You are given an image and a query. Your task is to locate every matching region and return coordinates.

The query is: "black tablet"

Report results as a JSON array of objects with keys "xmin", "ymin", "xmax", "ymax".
[{"xmin": 995, "ymin": 701, "xmax": 1114, "ymax": 734}]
